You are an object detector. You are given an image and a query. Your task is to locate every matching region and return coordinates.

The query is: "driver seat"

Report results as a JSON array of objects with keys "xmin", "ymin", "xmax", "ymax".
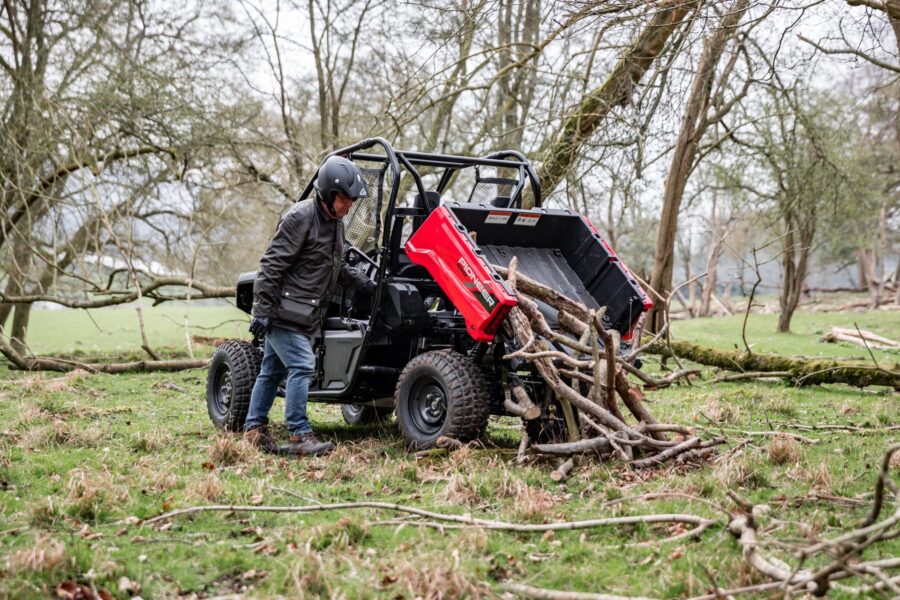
[{"xmin": 412, "ymin": 191, "xmax": 441, "ymax": 231}]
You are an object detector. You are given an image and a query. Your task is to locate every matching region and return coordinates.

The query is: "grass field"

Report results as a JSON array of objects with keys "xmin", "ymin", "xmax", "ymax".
[
  {"xmin": 23, "ymin": 301, "xmax": 247, "ymax": 356},
  {"xmin": 672, "ymin": 309, "xmax": 900, "ymax": 364},
  {"xmin": 0, "ymin": 304, "xmax": 897, "ymax": 598}
]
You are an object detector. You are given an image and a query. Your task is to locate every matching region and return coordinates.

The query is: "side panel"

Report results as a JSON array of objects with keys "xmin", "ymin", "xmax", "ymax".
[
  {"xmin": 320, "ymin": 329, "xmax": 364, "ymax": 390},
  {"xmin": 405, "ymin": 206, "xmax": 517, "ymax": 342}
]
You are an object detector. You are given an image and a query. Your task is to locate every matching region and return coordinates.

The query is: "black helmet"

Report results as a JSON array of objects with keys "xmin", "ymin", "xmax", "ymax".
[{"xmin": 313, "ymin": 156, "xmax": 367, "ymax": 214}]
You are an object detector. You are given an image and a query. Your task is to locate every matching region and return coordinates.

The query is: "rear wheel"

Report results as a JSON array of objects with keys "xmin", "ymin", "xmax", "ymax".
[
  {"xmin": 341, "ymin": 403, "xmax": 393, "ymax": 425},
  {"xmin": 206, "ymin": 340, "xmax": 262, "ymax": 432},
  {"xmin": 395, "ymin": 350, "xmax": 490, "ymax": 449}
]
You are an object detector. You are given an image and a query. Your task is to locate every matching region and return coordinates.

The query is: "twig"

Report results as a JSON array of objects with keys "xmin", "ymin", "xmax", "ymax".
[
  {"xmin": 854, "ymin": 321, "xmax": 881, "ymax": 371},
  {"xmin": 708, "ymin": 371, "xmax": 792, "ymax": 383},
  {"xmin": 143, "ymin": 500, "xmax": 714, "ymax": 533},
  {"xmin": 624, "ymin": 321, "xmax": 668, "ymax": 362},
  {"xmin": 721, "ymin": 429, "xmax": 820, "ymax": 445},
  {"xmin": 497, "ymin": 582, "xmax": 658, "ymax": 600},
  {"xmin": 786, "ymin": 422, "xmax": 900, "ymax": 434},
  {"xmin": 629, "ymin": 437, "xmax": 701, "ymax": 469},
  {"xmin": 498, "ymin": 578, "xmax": 808, "ymax": 600},
  {"xmin": 620, "ymin": 360, "xmax": 700, "ymax": 388},
  {"xmin": 741, "ymin": 246, "xmax": 763, "ymax": 356},
  {"xmin": 516, "ymin": 428, "xmax": 529, "ymax": 464},
  {"xmin": 860, "ymin": 442, "xmax": 900, "ymax": 528}
]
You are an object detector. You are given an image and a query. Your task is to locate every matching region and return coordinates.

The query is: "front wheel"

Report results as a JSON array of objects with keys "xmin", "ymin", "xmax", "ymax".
[
  {"xmin": 206, "ymin": 340, "xmax": 262, "ymax": 432},
  {"xmin": 395, "ymin": 350, "xmax": 490, "ymax": 449}
]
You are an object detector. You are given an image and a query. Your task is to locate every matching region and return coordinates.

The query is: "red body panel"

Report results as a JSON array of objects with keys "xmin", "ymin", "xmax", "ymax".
[{"xmin": 405, "ymin": 206, "xmax": 517, "ymax": 342}]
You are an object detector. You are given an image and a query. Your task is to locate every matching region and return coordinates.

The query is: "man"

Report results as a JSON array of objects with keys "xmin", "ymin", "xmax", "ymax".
[{"xmin": 243, "ymin": 156, "xmax": 374, "ymax": 456}]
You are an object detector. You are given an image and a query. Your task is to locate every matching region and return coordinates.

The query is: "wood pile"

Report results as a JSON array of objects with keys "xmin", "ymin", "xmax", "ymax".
[{"xmin": 495, "ymin": 258, "xmax": 720, "ymax": 479}]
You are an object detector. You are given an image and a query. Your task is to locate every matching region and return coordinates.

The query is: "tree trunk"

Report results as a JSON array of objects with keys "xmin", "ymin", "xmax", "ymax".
[
  {"xmin": 536, "ymin": 0, "xmax": 699, "ymax": 197},
  {"xmin": 877, "ymin": 204, "xmax": 887, "ymax": 303},
  {"xmin": 894, "ymin": 260, "xmax": 900, "ymax": 306},
  {"xmin": 9, "ymin": 303, "xmax": 31, "ymax": 354},
  {"xmin": 699, "ymin": 190, "xmax": 723, "ymax": 317},
  {"xmin": 777, "ymin": 210, "xmax": 815, "ymax": 333},
  {"xmin": 647, "ymin": 0, "xmax": 749, "ymax": 331},
  {"xmin": 0, "ymin": 217, "xmax": 34, "ymax": 349},
  {"xmin": 308, "ymin": 0, "xmax": 331, "ymax": 151},
  {"xmin": 858, "ymin": 248, "xmax": 881, "ymax": 309},
  {"xmin": 648, "ymin": 340, "xmax": 900, "ymax": 389}
]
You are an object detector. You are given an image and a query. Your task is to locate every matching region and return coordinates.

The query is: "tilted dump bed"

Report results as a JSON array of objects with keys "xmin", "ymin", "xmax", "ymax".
[{"xmin": 406, "ymin": 203, "xmax": 652, "ymax": 342}]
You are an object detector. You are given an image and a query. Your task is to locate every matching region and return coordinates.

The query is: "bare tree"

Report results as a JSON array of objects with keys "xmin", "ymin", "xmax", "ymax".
[
  {"xmin": 731, "ymin": 86, "xmax": 868, "ymax": 332},
  {"xmin": 0, "ymin": 1, "xmax": 247, "ymax": 355},
  {"xmin": 646, "ymin": 0, "xmax": 752, "ymax": 331},
  {"xmin": 536, "ymin": 0, "xmax": 700, "ymax": 197}
]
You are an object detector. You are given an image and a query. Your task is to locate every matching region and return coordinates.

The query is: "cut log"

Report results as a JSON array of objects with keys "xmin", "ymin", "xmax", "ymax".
[
  {"xmin": 550, "ymin": 457, "xmax": 575, "ymax": 482},
  {"xmin": 830, "ymin": 327, "xmax": 898, "ymax": 347},
  {"xmin": 648, "ymin": 340, "xmax": 900, "ymax": 389},
  {"xmin": 507, "ymin": 376, "xmax": 541, "ymax": 420},
  {"xmin": 533, "ymin": 436, "xmax": 611, "ymax": 456},
  {"xmin": 820, "ymin": 327, "xmax": 900, "ymax": 350},
  {"xmin": 819, "ymin": 332, "xmax": 895, "ymax": 350}
]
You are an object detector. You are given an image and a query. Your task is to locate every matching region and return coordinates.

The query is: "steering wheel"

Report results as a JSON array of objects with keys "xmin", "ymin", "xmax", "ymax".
[
  {"xmin": 344, "ymin": 245, "xmax": 379, "ymax": 277},
  {"xmin": 341, "ymin": 245, "xmax": 379, "ymax": 319}
]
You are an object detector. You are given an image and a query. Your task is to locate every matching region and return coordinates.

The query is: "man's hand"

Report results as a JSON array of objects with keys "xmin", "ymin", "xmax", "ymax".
[
  {"xmin": 361, "ymin": 280, "xmax": 377, "ymax": 297},
  {"xmin": 249, "ymin": 316, "xmax": 272, "ymax": 338}
]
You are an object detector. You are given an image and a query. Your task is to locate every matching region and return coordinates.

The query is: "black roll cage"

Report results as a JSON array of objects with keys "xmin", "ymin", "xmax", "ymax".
[
  {"xmin": 297, "ymin": 137, "xmax": 542, "ymax": 245},
  {"xmin": 296, "ymin": 138, "xmax": 541, "ymax": 399}
]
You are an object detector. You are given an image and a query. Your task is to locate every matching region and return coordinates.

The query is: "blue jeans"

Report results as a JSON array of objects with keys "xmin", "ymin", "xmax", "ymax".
[{"xmin": 244, "ymin": 326, "xmax": 316, "ymax": 436}]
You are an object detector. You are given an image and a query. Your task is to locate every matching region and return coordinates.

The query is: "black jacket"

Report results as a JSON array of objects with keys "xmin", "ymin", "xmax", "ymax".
[{"xmin": 252, "ymin": 199, "xmax": 369, "ymax": 337}]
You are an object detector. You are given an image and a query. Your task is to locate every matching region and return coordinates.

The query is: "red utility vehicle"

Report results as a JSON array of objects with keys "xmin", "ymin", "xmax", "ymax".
[{"xmin": 206, "ymin": 139, "xmax": 651, "ymax": 448}]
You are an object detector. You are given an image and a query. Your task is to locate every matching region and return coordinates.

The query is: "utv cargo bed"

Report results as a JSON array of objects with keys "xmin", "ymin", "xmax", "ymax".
[{"xmin": 406, "ymin": 203, "xmax": 652, "ymax": 342}]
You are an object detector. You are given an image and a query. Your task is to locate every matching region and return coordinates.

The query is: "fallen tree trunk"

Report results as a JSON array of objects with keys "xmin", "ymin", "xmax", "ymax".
[
  {"xmin": 648, "ymin": 340, "xmax": 900, "ymax": 389},
  {"xmin": 0, "ymin": 335, "xmax": 209, "ymax": 373}
]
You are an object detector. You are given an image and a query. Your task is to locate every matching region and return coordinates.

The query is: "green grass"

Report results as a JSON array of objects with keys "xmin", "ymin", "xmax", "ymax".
[
  {"xmin": 0, "ymin": 305, "xmax": 897, "ymax": 598},
  {"xmin": 25, "ymin": 301, "xmax": 247, "ymax": 355}
]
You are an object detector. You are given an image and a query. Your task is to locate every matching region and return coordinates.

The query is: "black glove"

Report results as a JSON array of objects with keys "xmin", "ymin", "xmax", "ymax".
[
  {"xmin": 361, "ymin": 280, "xmax": 377, "ymax": 297},
  {"xmin": 249, "ymin": 316, "xmax": 271, "ymax": 338}
]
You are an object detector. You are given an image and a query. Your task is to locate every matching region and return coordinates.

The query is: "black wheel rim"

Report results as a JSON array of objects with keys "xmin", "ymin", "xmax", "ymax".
[
  {"xmin": 212, "ymin": 363, "xmax": 232, "ymax": 417},
  {"xmin": 407, "ymin": 376, "xmax": 447, "ymax": 436}
]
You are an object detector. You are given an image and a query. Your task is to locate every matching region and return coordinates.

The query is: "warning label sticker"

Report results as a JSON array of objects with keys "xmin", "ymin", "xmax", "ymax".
[
  {"xmin": 514, "ymin": 213, "xmax": 540, "ymax": 227},
  {"xmin": 484, "ymin": 211, "xmax": 512, "ymax": 225}
]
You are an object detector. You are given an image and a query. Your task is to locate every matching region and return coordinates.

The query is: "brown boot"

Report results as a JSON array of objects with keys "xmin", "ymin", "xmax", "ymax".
[
  {"xmin": 285, "ymin": 432, "xmax": 335, "ymax": 456},
  {"xmin": 243, "ymin": 426, "xmax": 279, "ymax": 454}
]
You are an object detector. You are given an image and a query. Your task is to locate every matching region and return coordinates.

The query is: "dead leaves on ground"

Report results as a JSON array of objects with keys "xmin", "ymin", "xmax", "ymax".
[{"xmin": 55, "ymin": 580, "xmax": 113, "ymax": 600}]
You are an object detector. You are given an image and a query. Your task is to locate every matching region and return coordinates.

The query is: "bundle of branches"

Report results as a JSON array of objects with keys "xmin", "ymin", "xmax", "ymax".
[{"xmin": 496, "ymin": 258, "xmax": 718, "ymax": 479}]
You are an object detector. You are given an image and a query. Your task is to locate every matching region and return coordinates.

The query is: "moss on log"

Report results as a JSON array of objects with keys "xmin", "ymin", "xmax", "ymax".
[{"xmin": 647, "ymin": 340, "xmax": 900, "ymax": 389}]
